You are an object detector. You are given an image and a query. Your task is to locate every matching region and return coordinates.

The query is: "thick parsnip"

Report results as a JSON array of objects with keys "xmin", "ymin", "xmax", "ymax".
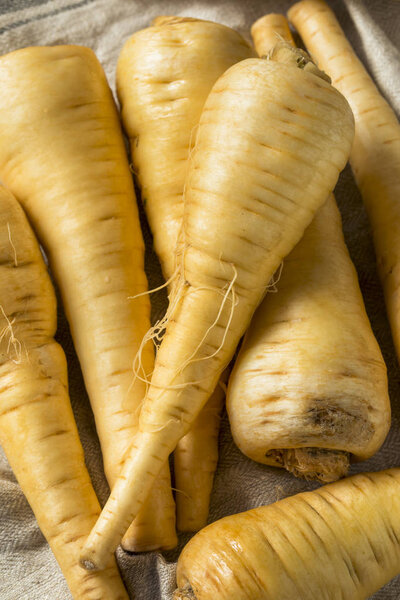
[
  {"xmin": 288, "ymin": 0, "xmax": 400, "ymax": 363},
  {"xmin": 228, "ymin": 197, "xmax": 390, "ymax": 481},
  {"xmin": 0, "ymin": 188, "xmax": 128, "ymax": 599},
  {"xmin": 0, "ymin": 45, "xmax": 176, "ymax": 552},
  {"xmin": 81, "ymin": 47, "xmax": 355, "ymax": 570},
  {"xmin": 225, "ymin": 13, "xmax": 390, "ymax": 483},
  {"xmin": 174, "ymin": 468, "xmax": 400, "ymax": 600},
  {"xmin": 117, "ymin": 16, "xmax": 255, "ymax": 280},
  {"xmin": 117, "ymin": 16, "xmax": 254, "ymax": 532}
]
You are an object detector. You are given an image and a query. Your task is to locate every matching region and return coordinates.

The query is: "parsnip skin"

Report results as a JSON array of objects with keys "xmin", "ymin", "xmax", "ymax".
[
  {"xmin": 288, "ymin": 0, "xmax": 400, "ymax": 365},
  {"xmin": 227, "ymin": 197, "xmax": 390, "ymax": 480},
  {"xmin": 175, "ymin": 374, "xmax": 226, "ymax": 532},
  {"xmin": 175, "ymin": 469, "xmax": 400, "ymax": 600},
  {"xmin": 225, "ymin": 15, "xmax": 390, "ymax": 483},
  {"xmin": 81, "ymin": 52, "xmax": 354, "ymax": 570},
  {"xmin": 251, "ymin": 14, "xmax": 294, "ymax": 57},
  {"xmin": 117, "ymin": 16, "xmax": 255, "ymax": 280},
  {"xmin": 0, "ymin": 45, "xmax": 176, "ymax": 552},
  {"xmin": 0, "ymin": 189, "xmax": 128, "ymax": 599},
  {"xmin": 117, "ymin": 17, "xmax": 251, "ymax": 532}
]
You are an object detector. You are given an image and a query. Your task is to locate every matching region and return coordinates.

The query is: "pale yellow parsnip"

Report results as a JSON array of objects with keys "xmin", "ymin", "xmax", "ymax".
[
  {"xmin": 174, "ymin": 469, "xmax": 400, "ymax": 599},
  {"xmin": 228, "ymin": 197, "xmax": 390, "ymax": 480},
  {"xmin": 251, "ymin": 13, "xmax": 294, "ymax": 57},
  {"xmin": 117, "ymin": 16, "xmax": 255, "ymax": 280},
  {"xmin": 175, "ymin": 371, "xmax": 227, "ymax": 531},
  {"xmin": 0, "ymin": 45, "xmax": 176, "ymax": 552},
  {"xmin": 81, "ymin": 51, "xmax": 354, "ymax": 570},
  {"xmin": 288, "ymin": 0, "xmax": 400, "ymax": 365},
  {"xmin": 225, "ymin": 13, "xmax": 390, "ymax": 482},
  {"xmin": 117, "ymin": 16, "xmax": 254, "ymax": 532},
  {"xmin": 0, "ymin": 188, "xmax": 128, "ymax": 600}
]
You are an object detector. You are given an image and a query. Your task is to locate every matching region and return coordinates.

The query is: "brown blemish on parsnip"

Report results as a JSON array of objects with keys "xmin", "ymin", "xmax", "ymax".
[{"xmin": 307, "ymin": 401, "xmax": 374, "ymax": 443}]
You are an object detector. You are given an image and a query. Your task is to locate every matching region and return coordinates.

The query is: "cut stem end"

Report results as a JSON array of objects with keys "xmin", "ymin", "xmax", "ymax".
[
  {"xmin": 266, "ymin": 447, "xmax": 350, "ymax": 483},
  {"xmin": 268, "ymin": 41, "xmax": 331, "ymax": 82}
]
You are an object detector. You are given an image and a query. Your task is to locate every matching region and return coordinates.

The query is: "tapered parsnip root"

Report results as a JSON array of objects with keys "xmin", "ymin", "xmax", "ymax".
[
  {"xmin": 81, "ymin": 45, "xmax": 354, "ymax": 570},
  {"xmin": 116, "ymin": 18, "xmax": 253, "ymax": 531},
  {"xmin": 288, "ymin": 0, "xmax": 400, "ymax": 365},
  {"xmin": 121, "ymin": 462, "xmax": 177, "ymax": 551},
  {"xmin": 175, "ymin": 469, "xmax": 400, "ymax": 600},
  {"xmin": 0, "ymin": 188, "xmax": 128, "ymax": 599},
  {"xmin": 175, "ymin": 372, "xmax": 227, "ymax": 531},
  {"xmin": 225, "ymin": 16, "xmax": 390, "ymax": 483},
  {"xmin": 0, "ymin": 44, "xmax": 176, "ymax": 552}
]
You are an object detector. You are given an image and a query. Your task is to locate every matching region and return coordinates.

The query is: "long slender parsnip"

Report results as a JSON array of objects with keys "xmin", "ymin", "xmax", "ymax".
[
  {"xmin": 117, "ymin": 16, "xmax": 255, "ymax": 532},
  {"xmin": 225, "ymin": 13, "xmax": 390, "ymax": 483},
  {"xmin": 174, "ymin": 468, "xmax": 400, "ymax": 599},
  {"xmin": 288, "ymin": 0, "xmax": 400, "ymax": 363},
  {"xmin": 0, "ymin": 45, "xmax": 176, "ymax": 552},
  {"xmin": 228, "ymin": 197, "xmax": 390, "ymax": 481},
  {"xmin": 174, "ymin": 371, "xmax": 227, "ymax": 531},
  {"xmin": 81, "ymin": 47, "xmax": 355, "ymax": 570},
  {"xmin": 0, "ymin": 188, "xmax": 128, "ymax": 600}
]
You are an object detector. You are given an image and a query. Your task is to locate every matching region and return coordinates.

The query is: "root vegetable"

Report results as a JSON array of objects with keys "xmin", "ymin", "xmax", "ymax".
[
  {"xmin": 251, "ymin": 13, "xmax": 294, "ymax": 57},
  {"xmin": 117, "ymin": 16, "xmax": 254, "ymax": 531},
  {"xmin": 0, "ymin": 44, "xmax": 176, "ymax": 552},
  {"xmin": 81, "ymin": 44, "xmax": 355, "ymax": 570},
  {"xmin": 174, "ymin": 468, "xmax": 400, "ymax": 600},
  {"xmin": 0, "ymin": 188, "xmax": 128, "ymax": 599},
  {"xmin": 288, "ymin": 0, "xmax": 400, "ymax": 365},
  {"xmin": 116, "ymin": 16, "xmax": 255, "ymax": 281},
  {"xmin": 227, "ymin": 196, "xmax": 390, "ymax": 482},
  {"xmin": 174, "ymin": 371, "xmax": 227, "ymax": 532},
  {"xmin": 226, "ymin": 13, "xmax": 390, "ymax": 483}
]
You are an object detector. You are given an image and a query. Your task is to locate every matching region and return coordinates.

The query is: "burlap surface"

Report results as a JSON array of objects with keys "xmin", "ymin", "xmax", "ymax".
[{"xmin": 0, "ymin": 1, "xmax": 399, "ymax": 598}]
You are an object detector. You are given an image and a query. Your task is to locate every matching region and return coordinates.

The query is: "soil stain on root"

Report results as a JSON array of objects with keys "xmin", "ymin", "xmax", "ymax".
[
  {"xmin": 265, "ymin": 398, "xmax": 376, "ymax": 482},
  {"xmin": 307, "ymin": 400, "xmax": 374, "ymax": 444}
]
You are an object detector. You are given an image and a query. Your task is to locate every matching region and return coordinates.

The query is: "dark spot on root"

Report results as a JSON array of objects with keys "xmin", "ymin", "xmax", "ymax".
[
  {"xmin": 80, "ymin": 559, "xmax": 97, "ymax": 571},
  {"xmin": 306, "ymin": 399, "xmax": 374, "ymax": 444}
]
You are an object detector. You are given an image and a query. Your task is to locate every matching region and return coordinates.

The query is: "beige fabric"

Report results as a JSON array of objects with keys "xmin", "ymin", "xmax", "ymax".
[{"xmin": 0, "ymin": 1, "xmax": 399, "ymax": 598}]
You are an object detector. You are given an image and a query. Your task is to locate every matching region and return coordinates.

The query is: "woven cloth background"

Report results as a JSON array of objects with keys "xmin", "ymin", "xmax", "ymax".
[{"xmin": 0, "ymin": 0, "xmax": 399, "ymax": 598}]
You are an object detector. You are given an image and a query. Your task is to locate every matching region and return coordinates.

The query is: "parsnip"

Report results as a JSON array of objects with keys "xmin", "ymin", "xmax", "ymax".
[
  {"xmin": 81, "ymin": 46, "xmax": 354, "ymax": 570},
  {"xmin": 288, "ymin": 0, "xmax": 400, "ymax": 364},
  {"xmin": 174, "ymin": 468, "xmax": 400, "ymax": 600},
  {"xmin": 0, "ymin": 188, "xmax": 128, "ymax": 600},
  {"xmin": 0, "ymin": 45, "xmax": 176, "ymax": 552},
  {"xmin": 174, "ymin": 371, "xmax": 227, "ymax": 532},
  {"xmin": 117, "ymin": 16, "xmax": 254, "ymax": 532},
  {"xmin": 251, "ymin": 13, "xmax": 294, "ymax": 57},
  {"xmin": 228, "ymin": 197, "xmax": 390, "ymax": 481},
  {"xmin": 117, "ymin": 16, "xmax": 255, "ymax": 280},
  {"xmin": 226, "ymin": 13, "xmax": 390, "ymax": 483}
]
